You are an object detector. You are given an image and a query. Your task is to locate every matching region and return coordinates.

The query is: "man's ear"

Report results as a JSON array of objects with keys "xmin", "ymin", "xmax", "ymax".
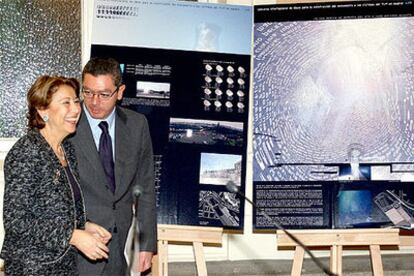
[{"xmin": 117, "ymin": 84, "xmax": 126, "ymax": 100}]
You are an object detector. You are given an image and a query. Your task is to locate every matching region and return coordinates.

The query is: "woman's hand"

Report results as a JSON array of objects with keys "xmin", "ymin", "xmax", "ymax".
[
  {"xmin": 70, "ymin": 229, "xmax": 109, "ymax": 261},
  {"xmin": 85, "ymin": 221, "xmax": 112, "ymax": 244}
]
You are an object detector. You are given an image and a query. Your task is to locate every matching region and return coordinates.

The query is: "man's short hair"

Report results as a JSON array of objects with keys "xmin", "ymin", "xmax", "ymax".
[{"xmin": 82, "ymin": 57, "xmax": 122, "ymax": 87}]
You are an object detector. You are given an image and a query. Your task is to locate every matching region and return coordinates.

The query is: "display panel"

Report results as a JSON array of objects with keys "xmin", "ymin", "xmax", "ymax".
[
  {"xmin": 253, "ymin": 1, "xmax": 414, "ymax": 229},
  {"xmin": 91, "ymin": 0, "xmax": 252, "ymax": 229}
]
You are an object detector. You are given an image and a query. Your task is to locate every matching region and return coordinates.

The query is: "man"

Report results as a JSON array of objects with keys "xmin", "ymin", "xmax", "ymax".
[{"xmin": 70, "ymin": 57, "xmax": 157, "ymax": 275}]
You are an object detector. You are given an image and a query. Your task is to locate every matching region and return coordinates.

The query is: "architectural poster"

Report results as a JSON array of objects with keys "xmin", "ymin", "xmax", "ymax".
[
  {"xmin": 253, "ymin": 1, "xmax": 414, "ymax": 229},
  {"xmin": 91, "ymin": 0, "xmax": 252, "ymax": 229}
]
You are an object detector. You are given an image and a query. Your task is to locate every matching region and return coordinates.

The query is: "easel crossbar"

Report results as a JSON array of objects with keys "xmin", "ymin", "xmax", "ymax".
[
  {"xmin": 157, "ymin": 224, "xmax": 223, "ymax": 244},
  {"xmin": 276, "ymin": 229, "xmax": 400, "ymax": 276},
  {"xmin": 277, "ymin": 229, "xmax": 400, "ymax": 247}
]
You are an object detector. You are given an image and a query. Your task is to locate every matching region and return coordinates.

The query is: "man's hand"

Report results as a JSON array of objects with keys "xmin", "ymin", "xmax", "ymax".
[{"xmin": 136, "ymin": 251, "xmax": 154, "ymax": 272}]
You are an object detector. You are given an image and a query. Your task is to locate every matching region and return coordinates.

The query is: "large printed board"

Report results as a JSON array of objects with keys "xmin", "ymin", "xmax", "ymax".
[
  {"xmin": 91, "ymin": 0, "xmax": 252, "ymax": 229},
  {"xmin": 253, "ymin": 0, "xmax": 414, "ymax": 230}
]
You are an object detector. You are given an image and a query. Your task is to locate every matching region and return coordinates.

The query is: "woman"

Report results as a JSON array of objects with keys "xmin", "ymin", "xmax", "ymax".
[{"xmin": 1, "ymin": 75, "xmax": 111, "ymax": 275}]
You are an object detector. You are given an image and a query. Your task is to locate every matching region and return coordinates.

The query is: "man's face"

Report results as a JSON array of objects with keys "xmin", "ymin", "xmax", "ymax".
[{"xmin": 82, "ymin": 73, "xmax": 125, "ymax": 119}]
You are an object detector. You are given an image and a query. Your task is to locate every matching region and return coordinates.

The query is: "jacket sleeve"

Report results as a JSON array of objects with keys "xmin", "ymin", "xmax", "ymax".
[
  {"xmin": 3, "ymin": 145, "xmax": 74, "ymax": 264},
  {"xmin": 136, "ymin": 117, "xmax": 157, "ymax": 252}
]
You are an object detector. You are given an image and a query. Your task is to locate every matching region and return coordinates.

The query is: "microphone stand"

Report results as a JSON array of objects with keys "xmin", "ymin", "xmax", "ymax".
[
  {"xmin": 226, "ymin": 182, "xmax": 337, "ymax": 276},
  {"xmin": 127, "ymin": 188, "xmax": 142, "ymax": 275}
]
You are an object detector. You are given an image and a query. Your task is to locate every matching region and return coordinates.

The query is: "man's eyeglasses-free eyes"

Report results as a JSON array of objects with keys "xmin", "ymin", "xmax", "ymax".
[{"xmin": 82, "ymin": 87, "xmax": 119, "ymax": 100}]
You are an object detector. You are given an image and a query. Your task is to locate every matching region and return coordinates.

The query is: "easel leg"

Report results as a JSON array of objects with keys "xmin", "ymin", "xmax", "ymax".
[
  {"xmin": 193, "ymin": 241, "xmax": 208, "ymax": 276},
  {"xmin": 152, "ymin": 254, "xmax": 160, "ymax": 276},
  {"xmin": 158, "ymin": 240, "xmax": 169, "ymax": 276},
  {"xmin": 330, "ymin": 245, "xmax": 343, "ymax": 276},
  {"xmin": 291, "ymin": 246, "xmax": 305, "ymax": 276},
  {"xmin": 370, "ymin": 245, "xmax": 384, "ymax": 276}
]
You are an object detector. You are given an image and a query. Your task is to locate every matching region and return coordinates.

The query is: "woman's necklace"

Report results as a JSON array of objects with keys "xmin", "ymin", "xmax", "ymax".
[
  {"xmin": 39, "ymin": 128, "xmax": 67, "ymax": 165},
  {"xmin": 55, "ymin": 145, "xmax": 67, "ymax": 165}
]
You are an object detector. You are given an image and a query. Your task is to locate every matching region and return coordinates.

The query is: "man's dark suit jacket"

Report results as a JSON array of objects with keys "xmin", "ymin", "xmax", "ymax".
[{"xmin": 70, "ymin": 106, "xmax": 157, "ymax": 275}]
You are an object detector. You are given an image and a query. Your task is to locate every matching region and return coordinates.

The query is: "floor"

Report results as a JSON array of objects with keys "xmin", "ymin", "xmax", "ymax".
[
  {"xmin": 1, "ymin": 254, "xmax": 413, "ymax": 275},
  {"xmin": 167, "ymin": 254, "xmax": 414, "ymax": 275}
]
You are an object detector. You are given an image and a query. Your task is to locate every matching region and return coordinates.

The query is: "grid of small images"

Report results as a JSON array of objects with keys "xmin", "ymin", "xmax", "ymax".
[
  {"xmin": 96, "ymin": 4, "xmax": 139, "ymax": 19},
  {"xmin": 202, "ymin": 61, "xmax": 247, "ymax": 113}
]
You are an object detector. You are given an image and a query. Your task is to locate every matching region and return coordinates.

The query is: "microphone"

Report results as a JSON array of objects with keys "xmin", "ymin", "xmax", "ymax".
[
  {"xmin": 132, "ymin": 185, "xmax": 143, "ymax": 199},
  {"xmin": 132, "ymin": 185, "xmax": 142, "ymax": 218},
  {"xmin": 226, "ymin": 181, "xmax": 336, "ymax": 276}
]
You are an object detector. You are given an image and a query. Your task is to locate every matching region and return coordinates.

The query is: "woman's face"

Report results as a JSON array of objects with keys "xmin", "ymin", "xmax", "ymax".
[{"xmin": 40, "ymin": 84, "xmax": 81, "ymax": 138}]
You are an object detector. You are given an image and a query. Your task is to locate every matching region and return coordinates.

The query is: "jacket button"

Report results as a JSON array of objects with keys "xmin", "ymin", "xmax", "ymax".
[
  {"xmin": 113, "ymin": 226, "xmax": 118, "ymax": 233},
  {"xmin": 112, "ymin": 203, "xmax": 116, "ymax": 210}
]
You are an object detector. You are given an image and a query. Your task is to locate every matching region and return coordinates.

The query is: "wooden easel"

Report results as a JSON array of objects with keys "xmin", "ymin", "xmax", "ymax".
[
  {"xmin": 277, "ymin": 228, "xmax": 400, "ymax": 276},
  {"xmin": 152, "ymin": 224, "xmax": 223, "ymax": 276}
]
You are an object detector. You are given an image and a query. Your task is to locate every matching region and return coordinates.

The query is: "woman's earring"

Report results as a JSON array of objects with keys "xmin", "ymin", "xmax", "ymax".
[{"xmin": 42, "ymin": 115, "xmax": 49, "ymax": 122}]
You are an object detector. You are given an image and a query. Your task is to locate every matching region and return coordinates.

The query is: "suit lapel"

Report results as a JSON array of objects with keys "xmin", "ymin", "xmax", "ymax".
[
  {"xmin": 77, "ymin": 114, "xmax": 102, "ymax": 171},
  {"xmin": 114, "ymin": 108, "xmax": 131, "ymax": 198}
]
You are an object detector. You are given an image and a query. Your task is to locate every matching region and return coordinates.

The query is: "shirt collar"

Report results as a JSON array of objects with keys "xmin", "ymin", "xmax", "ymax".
[{"xmin": 83, "ymin": 103, "xmax": 116, "ymax": 130}]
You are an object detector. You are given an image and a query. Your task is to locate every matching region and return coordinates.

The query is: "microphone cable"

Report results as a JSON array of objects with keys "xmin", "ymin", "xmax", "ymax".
[{"xmin": 226, "ymin": 181, "xmax": 337, "ymax": 276}]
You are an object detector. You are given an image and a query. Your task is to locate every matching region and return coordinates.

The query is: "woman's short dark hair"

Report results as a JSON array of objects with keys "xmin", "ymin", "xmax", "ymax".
[
  {"xmin": 27, "ymin": 75, "xmax": 80, "ymax": 130},
  {"xmin": 82, "ymin": 57, "xmax": 122, "ymax": 87}
]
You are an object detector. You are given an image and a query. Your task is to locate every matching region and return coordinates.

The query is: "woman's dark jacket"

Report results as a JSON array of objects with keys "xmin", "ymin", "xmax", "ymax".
[{"xmin": 1, "ymin": 129, "xmax": 86, "ymax": 275}]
